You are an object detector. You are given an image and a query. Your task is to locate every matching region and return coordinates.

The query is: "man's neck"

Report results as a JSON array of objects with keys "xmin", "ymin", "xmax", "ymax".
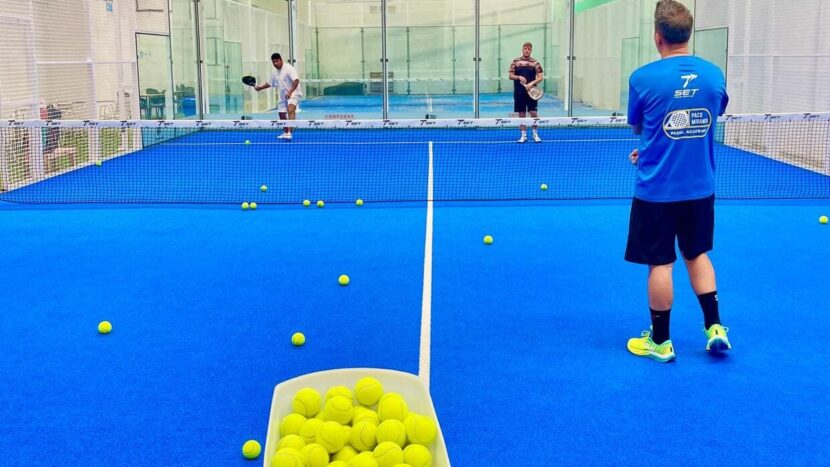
[{"xmin": 660, "ymin": 45, "xmax": 690, "ymax": 59}]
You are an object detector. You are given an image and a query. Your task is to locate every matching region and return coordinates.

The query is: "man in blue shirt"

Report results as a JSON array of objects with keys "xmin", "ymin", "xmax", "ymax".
[{"xmin": 625, "ymin": 0, "xmax": 731, "ymax": 363}]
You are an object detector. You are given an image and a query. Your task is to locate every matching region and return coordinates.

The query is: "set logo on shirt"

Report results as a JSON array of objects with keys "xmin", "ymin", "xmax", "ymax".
[
  {"xmin": 662, "ymin": 108, "xmax": 712, "ymax": 139},
  {"xmin": 674, "ymin": 73, "xmax": 699, "ymax": 98}
]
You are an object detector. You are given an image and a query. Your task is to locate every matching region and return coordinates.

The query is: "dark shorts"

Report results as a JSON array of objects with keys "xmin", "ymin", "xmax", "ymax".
[
  {"xmin": 514, "ymin": 92, "xmax": 538, "ymax": 113},
  {"xmin": 625, "ymin": 194, "xmax": 715, "ymax": 265}
]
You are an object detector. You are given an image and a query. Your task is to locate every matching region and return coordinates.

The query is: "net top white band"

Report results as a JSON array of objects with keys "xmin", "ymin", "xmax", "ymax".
[{"xmin": 3, "ymin": 112, "xmax": 829, "ymax": 129}]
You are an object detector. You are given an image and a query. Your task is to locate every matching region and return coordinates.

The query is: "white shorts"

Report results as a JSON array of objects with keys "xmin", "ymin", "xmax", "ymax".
[{"xmin": 278, "ymin": 96, "xmax": 301, "ymax": 113}]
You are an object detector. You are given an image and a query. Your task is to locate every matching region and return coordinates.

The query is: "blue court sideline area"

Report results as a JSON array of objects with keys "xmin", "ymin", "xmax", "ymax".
[{"xmin": 1, "ymin": 127, "xmax": 829, "ymax": 466}]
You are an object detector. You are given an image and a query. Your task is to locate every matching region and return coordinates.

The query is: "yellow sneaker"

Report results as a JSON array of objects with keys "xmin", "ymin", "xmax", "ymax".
[
  {"xmin": 705, "ymin": 324, "xmax": 731, "ymax": 352},
  {"xmin": 627, "ymin": 330, "xmax": 676, "ymax": 362}
]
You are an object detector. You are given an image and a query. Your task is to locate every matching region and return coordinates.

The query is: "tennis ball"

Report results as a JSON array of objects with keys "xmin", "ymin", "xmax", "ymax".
[
  {"xmin": 483, "ymin": 235, "xmax": 493, "ymax": 245},
  {"xmin": 241, "ymin": 202, "xmax": 249, "ymax": 210},
  {"xmin": 250, "ymin": 202, "xmax": 257, "ymax": 210},
  {"xmin": 245, "ymin": 140, "xmax": 251, "ymax": 145},
  {"xmin": 291, "ymin": 332, "xmax": 305, "ymax": 346},
  {"xmin": 403, "ymin": 444, "xmax": 432, "ymax": 467},
  {"xmin": 356, "ymin": 199, "xmax": 364, "ymax": 206},
  {"xmin": 540, "ymin": 183, "xmax": 548, "ymax": 190},
  {"xmin": 292, "ymin": 388, "xmax": 322, "ymax": 417},
  {"xmin": 95, "ymin": 160, "xmax": 102, "ymax": 166},
  {"xmin": 338, "ymin": 274, "xmax": 350, "ymax": 286},
  {"xmin": 352, "ymin": 408, "xmax": 379, "ymax": 426},
  {"xmin": 350, "ymin": 452, "xmax": 380, "ymax": 467},
  {"xmin": 373, "ymin": 442, "xmax": 404, "ymax": 467},
  {"xmin": 354, "ymin": 377, "xmax": 384, "ymax": 406},
  {"xmin": 280, "ymin": 413, "xmax": 307, "ymax": 437},
  {"xmin": 392, "ymin": 464, "xmax": 413, "ymax": 467},
  {"xmin": 376, "ymin": 419, "xmax": 406, "ymax": 447},
  {"xmin": 298, "ymin": 418, "xmax": 324, "ymax": 444},
  {"xmin": 303, "ymin": 199, "xmax": 311, "ymax": 207},
  {"xmin": 377, "ymin": 393, "xmax": 409, "ymax": 422},
  {"xmin": 333, "ymin": 445, "xmax": 358, "ymax": 462},
  {"xmin": 261, "ymin": 184, "xmax": 267, "ymax": 192},
  {"xmin": 316, "ymin": 421, "xmax": 348, "ymax": 453},
  {"xmin": 403, "ymin": 414, "xmax": 437, "ymax": 445},
  {"xmin": 315, "ymin": 411, "xmax": 326, "ymax": 420},
  {"xmin": 271, "ymin": 447, "xmax": 304, "ymax": 467},
  {"xmin": 277, "ymin": 434, "xmax": 306, "ymax": 451},
  {"xmin": 350, "ymin": 420, "xmax": 378, "ymax": 452},
  {"xmin": 300, "ymin": 443, "xmax": 330, "ymax": 467},
  {"xmin": 241, "ymin": 439, "xmax": 261, "ymax": 459},
  {"xmin": 323, "ymin": 395, "xmax": 354, "ymax": 425},
  {"xmin": 317, "ymin": 200, "xmax": 325, "ymax": 208},
  {"xmin": 97, "ymin": 321, "xmax": 112, "ymax": 334},
  {"xmin": 820, "ymin": 215, "xmax": 828, "ymax": 224},
  {"xmin": 329, "ymin": 462, "xmax": 349, "ymax": 467},
  {"xmin": 326, "ymin": 385, "xmax": 354, "ymax": 402}
]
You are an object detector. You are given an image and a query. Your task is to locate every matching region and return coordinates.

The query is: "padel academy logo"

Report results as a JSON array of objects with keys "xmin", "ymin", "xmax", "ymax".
[
  {"xmin": 674, "ymin": 73, "xmax": 700, "ymax": 98},
  {"xmin": 662, "ymin": 108, "xmax": 711, "ymax": 139}
]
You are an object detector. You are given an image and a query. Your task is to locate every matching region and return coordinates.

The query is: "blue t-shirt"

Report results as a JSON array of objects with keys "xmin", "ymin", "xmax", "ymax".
[{"xmin": 628, "ymin": 55, "xmax": 729, "ymax": 202}]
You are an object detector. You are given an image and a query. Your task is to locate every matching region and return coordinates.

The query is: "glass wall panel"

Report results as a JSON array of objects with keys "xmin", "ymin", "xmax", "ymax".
[
  {"xmin": 136, "ymin": 33, "xmax": 173, "ymax": 120},
  {"xmin": 573, "ymin": 0, "xmax": 695, "ymax": 116},
  {"xmin": 170, "ymin": 0, "xmax": 199, "ymax": 119}
]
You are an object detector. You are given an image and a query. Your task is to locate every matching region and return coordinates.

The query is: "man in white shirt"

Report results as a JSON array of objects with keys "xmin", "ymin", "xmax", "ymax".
[{"xmin": 255, "ymin": 53, "xmax": 302, "ymax": 140}]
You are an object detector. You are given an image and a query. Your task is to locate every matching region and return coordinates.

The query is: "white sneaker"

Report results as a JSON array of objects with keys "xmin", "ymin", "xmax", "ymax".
[
  {"xmin": 532, "ymin": 132, "xmax": 541, "ymax": 143},
  {"xmin": 277, "ymin": 133, "xmax": 291, "ymax": 140},
  {"xmin": 517, "ymin": 133, "xmax": 527, "ymax": 143},
  {"xmin": 284, "ymin": 133, "xmax": 292, "ymax": 140}
]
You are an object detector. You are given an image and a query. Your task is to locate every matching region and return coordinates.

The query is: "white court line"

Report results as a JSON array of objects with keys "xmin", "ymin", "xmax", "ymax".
[
  {"xmin": 160, "ymin": 138, "xmax": 638, "ymax": 146},
  {"xmin": 419, "ymin": 141, "xmax": 434, "ymax": 390}
]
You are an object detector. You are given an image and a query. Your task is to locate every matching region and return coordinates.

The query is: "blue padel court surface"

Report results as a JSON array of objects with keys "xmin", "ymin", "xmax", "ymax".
[{"xmin": 1, "ymin": 128, "xmax": 830, "ymax": 466}]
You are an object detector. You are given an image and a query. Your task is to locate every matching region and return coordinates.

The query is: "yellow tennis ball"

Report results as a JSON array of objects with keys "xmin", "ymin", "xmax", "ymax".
[
  {"xmin": 329, "ymin": 462, "xmax": 349, "ymax": 467},
  {"xmin": 338, "ymin": 274, "xmax": 350, "ymax": 286},
  {"xmin": 277, "ymin": 434, "xmax": 306, "ymax": 451},
  {"xmin": 315, "ymin": 411, "xmax": 326, "ymax": 420},
  {"xmin": 540, "ymin": 183, "xmax": 548, "ymax": 190},
  {"xmin": 317, "ymin": 200, "xmax": 325, "ymax": 208},
  {"xmin": 279, "ymin": 413, "xmax": 307, "ymax": 437},
  {"xmin": 376, "ymin": 419, "xmax": 407, "ymax": 447},
  {"xmin": 291, "ymin": 332, "xmax": 305, "ymax": 346},
  {"xmin": 300, "ymin": 443, "xmax": 330, "ymax": 467},
  {"xmin": 250, "ymin": 202, "xmax": 257, "ymax": 210},
  {"xmin": 403, "ymin": 414, "xmax": 436, "ymax": 445},
  {"xmin": 820, "ymin": 215, "xmax": 829, "ymax": 224},
  {"xmin": 483, "ymin": 235, "xmax": 493, "ymax": 245},
  {"xmin": 356, "ymin": 199, "xmax": 364, "ymax": 206},
  {"xmin": 97, "ymin": 321, "xmax": 112, "ymax": 334},
  {"xmin": 392, "ymin": 464, "xmax": 413, "ymax": 467},
  {"xmin": 352, "ymin": 408, "xmax": 379, "ymax": 426},
  {"xmin": 315, "ymin": 421, "xmax": 348, "ymax": 453},
  {"xmin": 373, "ymin": 442, "xmax": 404, "ymax": 467},
  {"xmin": 245, "ymin": 140, "xmax": 251, "ymax": 145},
  {"xmin": 292, "ymin": 388, "xmax": 322, "ymax": 417},
  {"xmin": 95, "ymin": 160, "xmax": 102, "ymax": 166},
  {"xmin": 350, "ymin": 452, "xmax": 379, "ymax": 467},
  {"xmin": 271, "ymin": 447, "xmax": 304, "ymax": 467},
  {"xmin": 241, "ymin": 202, "xmax": 249, "ymax": 210},
  {"xmin": 323, "ymin": 395, "xmax": 354, "ymax": 424},
  {"xmin": 261, "ymin": 184, "xmax": 268, "ymax": 192},
  {"xmin": 354, "ymin": 377, "xmax": 384, "ymax": 406},
  {"xmin": 377, "ymin": 393, "xmax": 409, "ymax": 422},
  {"xmin": 333, "ymin": 445, "xmax": 358, "ymax": 462},
  {"xmin": 326, "ymin": 385, "xmax": 354, "ymax": 402},
  {"xmin": 350, "ymin": 420, "xmax": 378, "ymax": 452},
  {"xmin": 241, "ymin": 439, "xmax": 261, "ymax": 459},
  {"xmin": 298, "ymin": 418, "xmax": 324, "ymax": 444},
  {"xmin": 403, "ymin": 444, "xmax": 432, "ymax": 467},
  {"xmin": 303, "ymin": 199, "xmax": 311, "ymax": 207}
]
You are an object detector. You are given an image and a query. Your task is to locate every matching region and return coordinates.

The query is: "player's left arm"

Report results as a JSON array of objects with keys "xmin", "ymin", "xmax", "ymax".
[
  {"xmin": 285, "ymin": 68, "xmax": 300, "ymax": 99},
  {"xmin": 527, "ymin": 63, "xmax": 544, "ymax": 88}
]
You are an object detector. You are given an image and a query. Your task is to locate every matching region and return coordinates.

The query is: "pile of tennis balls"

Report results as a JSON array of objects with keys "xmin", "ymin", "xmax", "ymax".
[{"xmin": 271, "ymin": 376, "xmax": 438, "ymax": 467}]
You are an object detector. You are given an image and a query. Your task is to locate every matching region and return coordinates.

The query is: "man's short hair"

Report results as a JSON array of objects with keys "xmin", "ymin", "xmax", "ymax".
[
  {"xmin": 523, "ymin": 42, "xmax": 533, "ymax": 48},
  {"xmin": 271, "ymin": 53, "xmax": 282, "ymax": 61},
  {"xmin": 654, "ymin": 0, "xmax": 693, "ymax": 44}
]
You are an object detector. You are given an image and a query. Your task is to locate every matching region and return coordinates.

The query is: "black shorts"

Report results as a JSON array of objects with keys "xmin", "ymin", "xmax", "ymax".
[
  {"xmin": 625, "ymin": 194, "xmax": 715, "ymax": 265},
  {"xmin": 514, "ymin": 93, "xmax": 538, "ymax": 113}
]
